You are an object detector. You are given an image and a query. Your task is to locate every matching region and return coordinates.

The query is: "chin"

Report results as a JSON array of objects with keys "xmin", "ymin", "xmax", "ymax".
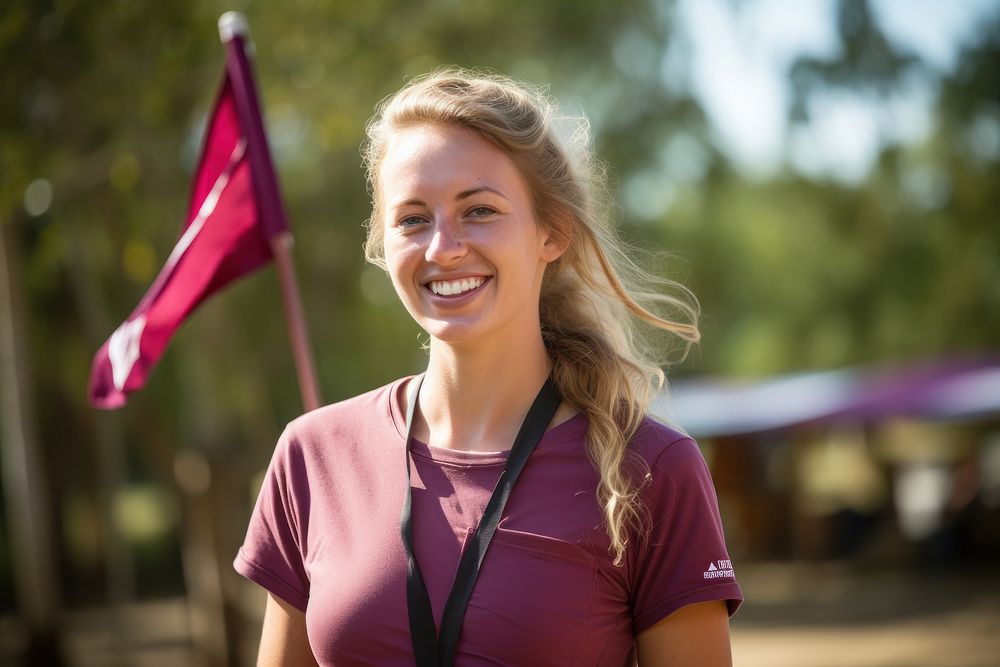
[
  {"xmin": 421, "ymin": 325, "xmax": 484, "ymax": 346},
  {"xmin": 416, "ymin": 316, "xmax": 500, "ymax": 347}
]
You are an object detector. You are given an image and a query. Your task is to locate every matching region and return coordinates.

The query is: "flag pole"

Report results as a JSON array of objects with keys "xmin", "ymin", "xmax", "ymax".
[{"xmin": 218, "ymin": 12, "xmax": 321, "ymax": 413}]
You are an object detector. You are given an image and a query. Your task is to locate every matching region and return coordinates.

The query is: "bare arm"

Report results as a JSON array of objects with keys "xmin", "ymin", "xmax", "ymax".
[
  {"xmin": 257, "ymin": 592, "xmax": 319, "ymax": 667},
  {"xmin": 636, "ymin": 600, "xmax": 733, "ymax": 667}
]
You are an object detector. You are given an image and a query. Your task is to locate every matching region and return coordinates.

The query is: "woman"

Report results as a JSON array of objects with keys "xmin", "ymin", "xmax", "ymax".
[{"xmin": 235, "ymin": 68, "xmax": 742, "ymax": 666}]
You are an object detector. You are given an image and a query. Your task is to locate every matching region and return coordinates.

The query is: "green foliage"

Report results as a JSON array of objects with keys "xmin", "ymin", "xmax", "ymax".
[
  {"xmin": 2, "ymin": 0, "xmax": 998, "ymax": 604},
  {"xmin": 789, "ymin": 0, "xmax": 924, "ymax": 122},
  {"xmin": 652, "ymin": 0, "xmax": 1000, "ymax": 377},
  {"xmin": 2, "ymin": 0, "xmax": 701, "ymax": 604}
]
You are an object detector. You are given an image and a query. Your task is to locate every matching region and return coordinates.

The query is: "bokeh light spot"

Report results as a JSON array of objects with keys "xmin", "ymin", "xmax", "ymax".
[
  {"xmin": 110, "ymin": 153, "xmax": 141, "ymax": 191},
  {"xmin": 123, "ymin": 239, "xmax": 157, "ymax": 284},
  {"xmin": 360, "ymin": 264, "xmax": 397, "ymax": 306},
  {"xmin": 24, "ymin": 178, "xmax": 53, "ymax": 216}
]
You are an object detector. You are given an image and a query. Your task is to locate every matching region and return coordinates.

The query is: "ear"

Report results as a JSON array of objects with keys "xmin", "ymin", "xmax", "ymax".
[{"xmin": 539, "ymin": 214, "xmax": 572, "ymax": 263}]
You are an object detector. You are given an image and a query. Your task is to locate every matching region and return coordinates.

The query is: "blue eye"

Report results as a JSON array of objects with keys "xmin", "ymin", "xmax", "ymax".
[
  {"xmin": 468, "ymin": 206, "xmax": 497, "ymax": 218},
  {"xmin": 397, "ymin": 215, "xmax": 427, "ymax": 228}
]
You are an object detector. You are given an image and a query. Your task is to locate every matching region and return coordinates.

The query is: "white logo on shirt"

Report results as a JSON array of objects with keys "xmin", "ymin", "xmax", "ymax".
[{"xmin": 703, "ymin": 559, "xmax": 734, "ymax": 579}]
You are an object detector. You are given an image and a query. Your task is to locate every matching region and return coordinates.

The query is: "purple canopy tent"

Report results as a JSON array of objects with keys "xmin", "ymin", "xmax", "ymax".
[{"xmin": 657, "ymin": 354, "xmax": 1000, "ymax": 439}]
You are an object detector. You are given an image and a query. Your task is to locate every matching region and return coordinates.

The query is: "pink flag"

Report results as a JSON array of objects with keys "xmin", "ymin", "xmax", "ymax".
[{"xmin": 88, "ymin": 69, "xmax": 285, "ymax": 409}]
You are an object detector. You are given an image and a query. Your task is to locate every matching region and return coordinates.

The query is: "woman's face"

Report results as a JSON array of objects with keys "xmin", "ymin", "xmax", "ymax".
[{"xmin": 379, "ymin": 123, "xmax": 565, "ymax": 348}]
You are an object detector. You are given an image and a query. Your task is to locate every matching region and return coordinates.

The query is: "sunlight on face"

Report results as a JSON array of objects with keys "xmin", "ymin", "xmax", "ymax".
[{"xmin": 379, "ymin": 124, "xmax": 564, "ymax": 348}]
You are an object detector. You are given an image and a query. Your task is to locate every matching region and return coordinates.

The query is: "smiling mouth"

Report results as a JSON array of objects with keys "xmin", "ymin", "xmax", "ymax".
[{"xmin": 426, "ymin": 276, "xmax": 487, "ymax": 296}]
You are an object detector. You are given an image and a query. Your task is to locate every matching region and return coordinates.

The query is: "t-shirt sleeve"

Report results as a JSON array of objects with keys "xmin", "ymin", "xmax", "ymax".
[
  {"xmin": 630, "ymin": 435, "xmax": 743, "ymax": 633},
  {"xmin": 234, "ymin": 426, "xmax": 312, "ymax": 612}
]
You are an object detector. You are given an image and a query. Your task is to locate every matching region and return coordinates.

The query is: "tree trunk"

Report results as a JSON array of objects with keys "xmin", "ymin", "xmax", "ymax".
[{"xmin": 0, "ymin": 215, "xmax": 66, "ymax": 665}]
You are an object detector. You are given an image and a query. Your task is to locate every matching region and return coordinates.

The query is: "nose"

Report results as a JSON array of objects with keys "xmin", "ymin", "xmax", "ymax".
[{"xmin": 424, "ymin": 216, "xmax": 467, "ymax": 265}]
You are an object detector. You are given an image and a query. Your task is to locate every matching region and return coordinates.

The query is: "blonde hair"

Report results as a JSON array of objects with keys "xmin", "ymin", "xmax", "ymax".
[{"xmin": 362, "ymin": 68, "xmax": 700, "ymax": 564}]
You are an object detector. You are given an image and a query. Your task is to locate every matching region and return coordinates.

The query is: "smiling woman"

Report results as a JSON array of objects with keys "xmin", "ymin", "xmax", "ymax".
[
  {"xmin": 235, "ymin": 68, "xmax": 742, "ymax": 666},
  {"xmin": 379, "ymin": 123, "xmax": 560, "ymax": 348}
]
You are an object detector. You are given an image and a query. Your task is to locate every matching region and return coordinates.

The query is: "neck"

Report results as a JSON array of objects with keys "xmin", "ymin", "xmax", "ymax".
[{"xmin": 415, "ymin": 332, "xmax": 553, "ymax": 452}]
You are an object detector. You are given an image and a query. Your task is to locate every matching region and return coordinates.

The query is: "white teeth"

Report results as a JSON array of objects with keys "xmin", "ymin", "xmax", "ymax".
[{"xmin": 429, "ymin": 277, "xmax": 485, "ymax": 296}]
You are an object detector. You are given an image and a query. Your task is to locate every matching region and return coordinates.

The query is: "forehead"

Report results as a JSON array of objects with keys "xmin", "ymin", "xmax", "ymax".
[{"xmin": 379, "ymin": 124, "xmax": 527, "ymax": 202}]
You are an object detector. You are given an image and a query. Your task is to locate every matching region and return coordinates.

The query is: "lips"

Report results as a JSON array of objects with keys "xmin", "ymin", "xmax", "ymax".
[{"xmin": 426, "ymin": 276, "xmax": 488, "ymax": 296}]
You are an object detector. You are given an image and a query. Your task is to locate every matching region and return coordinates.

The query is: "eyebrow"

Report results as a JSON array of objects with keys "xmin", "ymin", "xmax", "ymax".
[
  {"xmin": 456, "ymin": 186, "xmax": 504, "ymax": 201},
  {"xmin": 393, "ymin": 186, "xmax": 507, "ymax": 209}
]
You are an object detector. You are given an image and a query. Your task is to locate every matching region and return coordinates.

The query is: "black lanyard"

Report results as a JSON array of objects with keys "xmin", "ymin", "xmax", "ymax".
[{"xmin": 400, "ymin": 374, "xmax": 562, "ymax": 667}]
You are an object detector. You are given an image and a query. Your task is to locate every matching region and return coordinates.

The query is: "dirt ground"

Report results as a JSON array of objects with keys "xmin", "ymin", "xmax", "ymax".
[
  {"xmin": 731, "ymin": 562, "xmax": 1000, "ymax": 667},
  {"xmin": 3, "ymin": 560, "xmax": 999, "ymax": 665}
]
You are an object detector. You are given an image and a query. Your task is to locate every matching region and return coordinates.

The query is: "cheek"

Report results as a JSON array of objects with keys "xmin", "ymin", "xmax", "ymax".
[
  {"xmin": 382, "ymin": 229, "xmax": 404, "ymax": 267},
  {"xmin": 385, "ymin": 270, "xmax": 416, "ymax": 312},
  {"xmin": 384, "ymin": 256, "xmax": 405, "ymax": 292},
  {"xmin": 383, "ymin": 240, "xmax": 417, "ymax": 293}
]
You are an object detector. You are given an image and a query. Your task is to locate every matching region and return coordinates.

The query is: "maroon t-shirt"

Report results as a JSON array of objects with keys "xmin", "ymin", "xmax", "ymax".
[{"xmin": 235, "ymin": 377, "xmax": 742, "ymax": 665}]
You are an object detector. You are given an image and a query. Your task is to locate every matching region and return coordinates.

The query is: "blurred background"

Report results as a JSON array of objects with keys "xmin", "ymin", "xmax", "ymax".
[{"xmin": 1, "ymin": 0, "xmax": 998, "ymax": 664}]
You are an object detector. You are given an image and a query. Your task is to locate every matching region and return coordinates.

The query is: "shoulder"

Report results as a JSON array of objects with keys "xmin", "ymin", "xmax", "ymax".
[
  {"xmin": 286, "ymin": 376, "xmax": 409, "ymax": 436},
  {"xmin": 630, "ymin": 416, "xmax": 705, "ymax": 472},
  {"xmin": 626, "ymin": 416, "xmax": 718, "ymax": 510},
  {"xmin": 280, "ymin": 376, "xmax": 410, "ymax": 452}
]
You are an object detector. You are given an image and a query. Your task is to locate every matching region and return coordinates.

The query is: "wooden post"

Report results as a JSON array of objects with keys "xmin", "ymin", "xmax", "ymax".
[
  {"xmin": 220, "ymin": 11, "xmax": 322, "ymax": 413},
  {"xmin": 270, "ymin": 231, "xmax": 321, "ymax": 412}
]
